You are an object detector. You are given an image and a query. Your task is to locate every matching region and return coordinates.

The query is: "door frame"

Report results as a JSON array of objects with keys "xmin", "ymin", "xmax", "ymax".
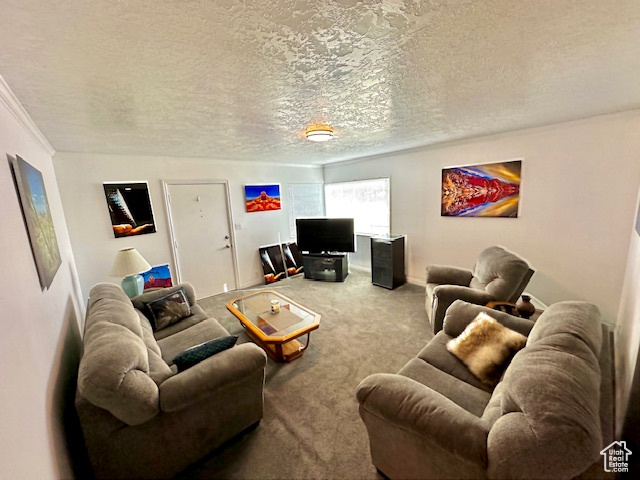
[{"xmin": 162, "ymin": 179, "xmax": 240, "ymax": 292}]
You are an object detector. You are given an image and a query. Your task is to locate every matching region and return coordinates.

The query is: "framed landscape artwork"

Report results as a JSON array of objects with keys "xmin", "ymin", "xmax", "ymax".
[
  {"xmin": 245, "ymin": 184, "xmax": 281, "ymax": 212},
  {"xmin": 141, "ymin": 264, "xmax": 173, "ymax": 289},
  {"xmin": 441, "ymin": 160, "xmax": 522, "ymax": 217},
  {"xmin": 11, "ymin": 155, "xmax": 62, "ymax": 289},
  {"xmin": 103, "ymin": 182, "xmax": 156, "ymax": 237}
]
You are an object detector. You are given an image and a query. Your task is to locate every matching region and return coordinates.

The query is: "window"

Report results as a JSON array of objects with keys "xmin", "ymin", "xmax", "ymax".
[
  {"xmin": 325, "ymin": 178, "xmax": 390, "ymax": 235},
  {"xmin": 288, "ymin": 183, "xmax": 325, "ymax": 239}
]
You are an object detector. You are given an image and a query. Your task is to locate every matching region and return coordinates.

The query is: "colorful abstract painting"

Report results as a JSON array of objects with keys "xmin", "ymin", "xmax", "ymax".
[
  {"xmin": 245, "ymin": 184, "xmax": 281, "ymax": 212},
  {"xmin": 11, "ymin": 155, "xmax": 62, "ymax": 289},
  {"xmin": 141, "ymin": 264, "xmax": 173, "ymax": 290},
  {"xmin": 103, "ymin": 182, "xmax": 156, "ymax": 237},
  {"xmin": 441, "ymin": 160, "xmax": 522, "ymax": 217}
]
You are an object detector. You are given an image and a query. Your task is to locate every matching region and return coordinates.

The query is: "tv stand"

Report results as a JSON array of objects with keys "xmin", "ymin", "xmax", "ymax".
[{"xmin": 303, "ymin": 253, "xmax": 348, "ymax": 282}]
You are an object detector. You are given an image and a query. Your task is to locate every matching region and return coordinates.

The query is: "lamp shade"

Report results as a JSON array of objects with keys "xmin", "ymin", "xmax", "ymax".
[{"xmin": 110, "ymin": 247, "xmax": 151, "ymax": 277}]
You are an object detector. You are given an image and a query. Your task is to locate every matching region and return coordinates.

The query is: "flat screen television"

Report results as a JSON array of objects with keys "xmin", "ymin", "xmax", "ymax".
[{"xmin": 295, "ymin": 218, "xmax": 355, "ymax": 253}]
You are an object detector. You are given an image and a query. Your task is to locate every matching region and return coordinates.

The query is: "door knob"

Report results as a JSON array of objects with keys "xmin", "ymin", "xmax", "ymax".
[{"xmin": 225, "ymin": 244, "xmax": 231, "ymax": 249}]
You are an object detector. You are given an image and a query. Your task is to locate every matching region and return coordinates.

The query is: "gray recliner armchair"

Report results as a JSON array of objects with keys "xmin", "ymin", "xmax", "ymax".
[
  {"xmin": 425, "ymin": 246, "xmax": 534, "ymax": 334},
  {"xmin": 357, "ymin": 300, "xmax": 607, "ymax": 479}
]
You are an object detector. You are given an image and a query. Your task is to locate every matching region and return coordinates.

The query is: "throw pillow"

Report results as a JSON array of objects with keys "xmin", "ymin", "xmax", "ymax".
[
  {"xmin": 146, "ymin": 288, "xmax": 192, "ymax": 331},
  {"xmin": 173, "ymin": 335, "xmax": 238, "ymax": 372},
  {"xmin": 446, "ymin": 312, "xmax": 527, "ymax": 387}
]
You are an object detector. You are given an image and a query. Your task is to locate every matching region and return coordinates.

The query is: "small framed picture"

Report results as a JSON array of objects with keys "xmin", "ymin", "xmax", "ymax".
[
  {"xmin": 140, "ymin": 264, "xmax": 173, "ymax": 289},
  {"xmin": 245, "ymin": 184, "xmax": 281, "ymax": 212}
]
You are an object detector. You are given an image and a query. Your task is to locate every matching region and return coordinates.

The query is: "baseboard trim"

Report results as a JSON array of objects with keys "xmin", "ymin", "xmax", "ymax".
[
  {"xmin": 348, "ymin": 265, "xmax": 424, "ymax": 287},
  {"xmin": 349, "ymin": 264, "xmax": 371, "ymax": 273},
  {"xmin": 241, "ymin": 270, "xmax": 425, "ymax": 289},
  {"xmin": 239, "ymin": 278, "xmax": 264, "ymax": 289}
]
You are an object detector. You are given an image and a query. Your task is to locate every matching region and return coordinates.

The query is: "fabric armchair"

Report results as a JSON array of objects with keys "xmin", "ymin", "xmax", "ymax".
[
  {"xmin": 356, "ymin": 300, "xmax": 606, "ymax": 479},
  {"xmin": 425, "ymin": 246, "xmax": 534, "ymax": 334}
]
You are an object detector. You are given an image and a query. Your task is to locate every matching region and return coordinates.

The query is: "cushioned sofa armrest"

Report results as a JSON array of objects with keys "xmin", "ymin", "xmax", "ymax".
[
  {"xmin": 356, "ymin": 373, "xmax": 488, "ymax": 465},
  {"xmin": 430, "ymin": 285, "xmax": 495, "ymax": 334},
  {"xmin": 426, "ymin": 265, "xmax": 473, "ymax": 286},
  {"xmin": 159, "ymin": 343, "xmax": 267, "ymax": 412},
  {"xmin": 443, "ymin": 300, "xmax": 535, "ymax": 338},
  {"xmin": 434, "ymin": 284, "xmax": 495, "ymax": 305}
]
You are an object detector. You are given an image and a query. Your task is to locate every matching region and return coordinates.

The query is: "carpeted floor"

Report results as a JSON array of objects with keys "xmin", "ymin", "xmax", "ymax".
[{"xmin": 178, "ymin": 269, "xmax": 432, "ymax": 479}]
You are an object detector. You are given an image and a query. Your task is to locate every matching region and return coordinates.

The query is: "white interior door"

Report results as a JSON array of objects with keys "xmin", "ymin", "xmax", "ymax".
[{"xmin": 165, "ymin": 182, "xmax": 238, "ymax": 299}]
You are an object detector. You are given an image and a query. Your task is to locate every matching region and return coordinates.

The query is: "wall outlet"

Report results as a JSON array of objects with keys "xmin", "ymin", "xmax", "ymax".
[
  {"xmin": 223, "ymin": 283, "xmax": 228, "ymax": 292},
  {"xmin": 234, "ymin": 223, "xmax": 242, "ymax": 230}
]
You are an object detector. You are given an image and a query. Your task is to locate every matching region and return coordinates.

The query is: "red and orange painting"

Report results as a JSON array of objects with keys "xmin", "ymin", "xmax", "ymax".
[
  {"xmin": 141, "ymin": 264, "xmax": 173, "ymax": 289},
  {"xmin": 245, "ymin": 184, "xmax": 281, "ymax": 212},
  {"xmin": 441, "ymin": 160, "xmax": 522, "ymax": 217}
]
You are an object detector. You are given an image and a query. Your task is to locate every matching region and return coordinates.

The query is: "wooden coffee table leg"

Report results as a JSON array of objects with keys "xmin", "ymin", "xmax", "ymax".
[
  {"xmin": 298, "ymin": 333, "xmax": 311, "ymax": 354},
  {"xmin": 280, "ymin": 333, "xmax": 311, "ymax": 362},
  {"xmin": 245, "ymin": 331, "xmax": 314, "ymax": 363},
  {"xmin": 274, "ymin": 343, "xmax": 284, "ymax": 362}
]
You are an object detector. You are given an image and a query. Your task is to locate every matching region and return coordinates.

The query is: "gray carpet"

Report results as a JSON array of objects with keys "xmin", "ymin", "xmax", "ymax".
[{"xmin": 179, "ymin": 269, "xmax": 432, "ymax": 479}]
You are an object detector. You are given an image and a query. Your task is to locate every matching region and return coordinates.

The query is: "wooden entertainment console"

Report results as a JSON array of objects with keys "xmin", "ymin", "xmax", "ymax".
[{"xmin": 302, "ymin": 253, "xmax": 348, "ymax": 282}]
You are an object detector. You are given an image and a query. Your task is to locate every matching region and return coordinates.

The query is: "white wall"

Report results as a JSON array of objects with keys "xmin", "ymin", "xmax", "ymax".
[
  {"xmin": 53, "ymin": 152, "xmax": 323, "ymax": 301},
  {"xmin": 324, "ymin": 111, "xmax": 640, "ymax": 324},
  {"xmin": 0, "ymin": 79, "xmax": 85, "ymax": 478}
]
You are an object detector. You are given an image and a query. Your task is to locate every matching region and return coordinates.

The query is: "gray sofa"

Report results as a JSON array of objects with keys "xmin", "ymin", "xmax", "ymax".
[
  {"xmin": 357, "ymin": 300, "xmax": 612, "ymax": 479},
  {"xmin": 75, "ymin": 282, "xmax": 267, "ymax": 479},
  {"xmin": 426, "ymin": 246, "xmax": 534, "ymax": 334}
]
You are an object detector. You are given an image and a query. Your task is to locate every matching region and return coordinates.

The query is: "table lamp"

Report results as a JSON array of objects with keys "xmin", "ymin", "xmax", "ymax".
[{"xmin": 110, "ymin": 247, "xmax": 152, "ymax": 298}]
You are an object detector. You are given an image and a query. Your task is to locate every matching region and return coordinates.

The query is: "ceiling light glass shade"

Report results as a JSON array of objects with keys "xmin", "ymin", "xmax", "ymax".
[
  {"xmin": 110, "ymin": 247, "xmax": 152, "ymax": 298},
  {"xmin": 306, "ymin": 124, "xmax": 334, "ymax": 142}
]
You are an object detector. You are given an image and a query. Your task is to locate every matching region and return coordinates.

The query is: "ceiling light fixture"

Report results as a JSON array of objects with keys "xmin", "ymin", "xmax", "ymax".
[{"xmin": 305, "ymin": 124, "xmax": 334, "ymax": 142}]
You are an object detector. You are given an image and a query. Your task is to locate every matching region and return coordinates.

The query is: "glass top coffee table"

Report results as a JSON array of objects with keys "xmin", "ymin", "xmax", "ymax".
[{"xmin": 226, "ymin": 290, "xmax": 321, "ymax": 362}]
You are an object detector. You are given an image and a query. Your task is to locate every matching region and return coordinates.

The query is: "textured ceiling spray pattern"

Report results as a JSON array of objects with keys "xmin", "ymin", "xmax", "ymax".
[{"xmin": 0, "ymin": 0, "xmax": 639, "ymax": 164}]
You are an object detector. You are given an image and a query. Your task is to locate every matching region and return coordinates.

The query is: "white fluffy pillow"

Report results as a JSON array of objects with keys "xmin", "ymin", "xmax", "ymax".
[{"xmin": 446, "ymin": 312, "xmax": 527, "ymax": 386}]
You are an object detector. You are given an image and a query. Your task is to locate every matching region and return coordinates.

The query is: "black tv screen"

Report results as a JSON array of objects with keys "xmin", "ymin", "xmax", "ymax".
[{"xmin": 296, "ymin": 218, "xmax": 355, "ymax": 253}]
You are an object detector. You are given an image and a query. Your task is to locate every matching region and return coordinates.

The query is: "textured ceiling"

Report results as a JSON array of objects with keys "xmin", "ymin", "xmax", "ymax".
[{"xmin": 1, "ymin": 0, "xmax": 640, "ymax": 165}]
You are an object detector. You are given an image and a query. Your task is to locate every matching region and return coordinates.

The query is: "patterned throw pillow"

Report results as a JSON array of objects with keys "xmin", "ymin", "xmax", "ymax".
[
  {"xmin": 146, "ymin": 288, "xmax": 192, "ymax": 331},
  {"xmin": 173, "ymin": 335, "xmax": 238, "ymax": 372},
  {"xmin": 446, "ymin": 312, "xmax": 527, "ymax": 387}
]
